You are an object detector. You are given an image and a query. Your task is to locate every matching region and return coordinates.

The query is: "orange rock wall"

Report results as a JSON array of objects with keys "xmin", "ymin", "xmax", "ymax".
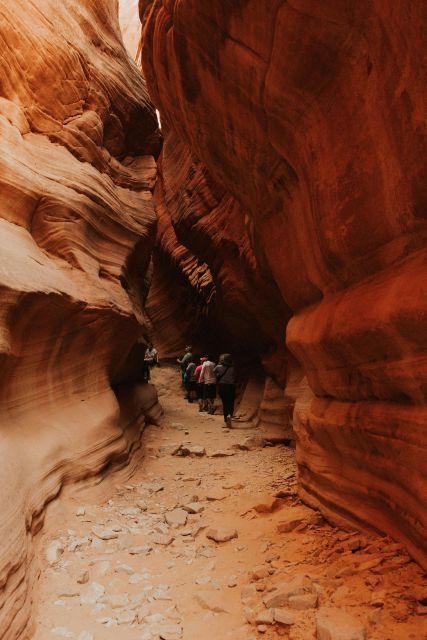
[
  {"xmin": 141, "ymin": 0, "xmax": 427, "ymax": 566},
  {"xmin": 147, "ymin": 132, "xmax": 290, "ymax": 360},
  {"xmin": 0, "ymin": 0, "xmax": 160, "ymax": 636}
]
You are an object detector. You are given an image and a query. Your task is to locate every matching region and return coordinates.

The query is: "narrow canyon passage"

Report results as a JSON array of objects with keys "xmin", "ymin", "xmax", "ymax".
[
  {"xmin": 0, "ymin": 1, "xmax": 426, "ymax": 638},
  {"xmin": 33, "ymin": 367, "xmax": 424, "ymax": 640}
]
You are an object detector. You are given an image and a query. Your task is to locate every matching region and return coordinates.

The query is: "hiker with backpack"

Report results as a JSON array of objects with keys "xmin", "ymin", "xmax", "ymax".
[{"xmin": 214, "ymin": 353, "xmax": 235, "ymax": 427}]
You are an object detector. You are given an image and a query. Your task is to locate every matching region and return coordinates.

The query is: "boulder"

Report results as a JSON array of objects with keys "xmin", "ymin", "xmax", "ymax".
[{"xmin": 316, "ymin": 608, "xmax": 366, "ymax": 640}]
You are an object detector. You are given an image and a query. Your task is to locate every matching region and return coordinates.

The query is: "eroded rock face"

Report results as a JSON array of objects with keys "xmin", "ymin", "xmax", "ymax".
[
  {"xmin": 141, "ymin": 0, "xmax": 427, "ymax": 566},
  {"xmin": 0, "ymin": 0, "xmax": 159, "ymax": 636}
]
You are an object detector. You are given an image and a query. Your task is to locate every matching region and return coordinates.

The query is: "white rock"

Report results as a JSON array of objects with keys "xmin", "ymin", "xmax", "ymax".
[
  {"xmin": 96, "ymin": 617, "xmax": 114, "ymax": 625},
  {"xmin": 263, "ymin": 574, "xmax": 314, "ymax": 608},
  {"xmin": 120, "ymin": 507, "xmax": 140, "ymax": 516},
  {"xmin": 115, "ymin": 563, "xmax": 134, "ymax": 575},
  {"xmin": 158, "ymin": 623, "xmax": 183, "ymax": 640},
  {"xmin": 116, "ymin": 611, "xmax": 136, "ymax": 625},
  {"xmin": 148, "ymin": 482, "xmax": 165, "ymax": 493},
  {"xmin": 68, "ymin": 536, "xmax": 90, "ymax": 552},
  {"xmin": 129, "ymin": 573, "xmax": 144, "ymax": 584},
  {"xmin": 91, "ymin": 527, "xmax": 118, "ymax": 540},
  {"xmin": 145, "ymin": 613, "xmax": 165, "ymax": 624},
  {"xmin": 155, "ymin": 522, "xmax": 171, "ymax": 535},
  {"xmin": 95, "ymin": 561, "xmax": 111, "ymax": 577},
  {"xmin": 47, "ymin": 541, "xmax": 65, "ymax": 565},
  {"xmin": 101, "ymin": 593, "xmax": 129, "ymax": 608},
  {"xmin": 79, "ymin": 582, "xmax": 105, "ymax": 605},
  {"xmin": 182, "ymin": 503, "xmax": 204, "ymax": 514},
  {"xmin": 153, "ymin": 589, "xmax": 172, "ymax": 601},
  {"xmin": 165, "ymin": 509, "xmax": 188, "ymax": 527},
  {"xmin": 255, "ymin": 609, "xmax": 275, "ymax": 625},
  {"xmin": 152, "ymin": 533, "xmax": 174, "ymax": 546},
  {"xmin": 206, "ymin": 527, "xmax": 238, "ymax": 543},
  {"xmin": 128, "ymin": 544, "xmax": 152, "ymax": 555},
  {"xmin": 75, "ymin": 507, "xmax": 86, "ymax": 517},
  {"xmin": 50, "ymin": 628, "xmax": 75, "ymax": 638},
  {"xmin": 77, "ymin": 633, "xmax": 94, "ymax": 640},
  {"xmin": 91, "ymin": 603, "xmax": 106, "ymax": 614}
]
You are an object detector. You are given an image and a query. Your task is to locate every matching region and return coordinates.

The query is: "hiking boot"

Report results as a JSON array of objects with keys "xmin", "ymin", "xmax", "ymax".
[{"xmin": 226, "ymin": 415, "xmax": 232, "ymax": 428}]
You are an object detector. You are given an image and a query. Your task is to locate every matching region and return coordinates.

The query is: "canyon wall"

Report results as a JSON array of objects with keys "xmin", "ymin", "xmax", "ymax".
[
  {"xmin": 119, "ymin": 0, "xmax": 142, "ymax": 62},
  {"xmin": 140, "ymin": 0, "xmax": 427, "ymax": 567},
  {"xmin": 0, "ymin": 0, "xmax": 160, "ymax": 636}
]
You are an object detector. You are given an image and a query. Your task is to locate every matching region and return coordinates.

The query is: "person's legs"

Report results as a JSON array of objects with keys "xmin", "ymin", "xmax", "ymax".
[
  {"xmin": 228, "ymin": 385, "xmax": 236, "ymax": 417},
  {"xmin": 223, "ymin": 385, "xmax": 235, "ymax": 426},
  {"xmin": 219, "ymin": 386, "xmax": 227, "ymax": 422},
  {"xmin": 203, "ymin": 385, "xmax": 211, "ymax": 412},
  {"xmin": 197, "ymin": 384, "xmax": 205, "ymax": 411},
  {"xmin": 207, "ymin": 384, "xmax": 216, "ymax": 414}
]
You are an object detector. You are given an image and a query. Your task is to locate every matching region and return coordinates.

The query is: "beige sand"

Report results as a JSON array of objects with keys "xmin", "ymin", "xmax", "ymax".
[{"xmin": 33, "ymin": 367, "xmax": 426, "ymax": 640}]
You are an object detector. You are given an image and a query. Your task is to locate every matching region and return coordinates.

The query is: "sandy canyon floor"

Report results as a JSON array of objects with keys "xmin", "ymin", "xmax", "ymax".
[{"xmin": 33, "ymin": 367, "xmax": 426, "ymax": 640}]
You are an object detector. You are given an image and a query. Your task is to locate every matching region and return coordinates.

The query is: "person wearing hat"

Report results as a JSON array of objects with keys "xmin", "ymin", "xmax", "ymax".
[
  {"xmin": 177, "ymin": 345, "xmax": 193, "ymax": 391},
  {"xmin": 214, "ymin": 354, "xmax": 235, "ymax": 427}
]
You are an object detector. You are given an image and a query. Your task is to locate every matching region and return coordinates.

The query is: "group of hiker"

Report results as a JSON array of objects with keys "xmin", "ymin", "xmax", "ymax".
[
  {"xmin": 177, "ymin": 346, "xmax": 235, "ymax": 428},
  {"xmin": 142, "ymin": 343, "xmax": 236, "ymax": 428}
]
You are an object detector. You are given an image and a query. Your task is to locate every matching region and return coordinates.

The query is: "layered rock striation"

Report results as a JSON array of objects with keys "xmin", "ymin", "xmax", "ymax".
[
  {"xmin": 0, "ymin": 0, "xmax": 160, "ymax": 636},
  {"xmin": 141, "ymin": 0, "xmax": 427, "ymax": 566}
]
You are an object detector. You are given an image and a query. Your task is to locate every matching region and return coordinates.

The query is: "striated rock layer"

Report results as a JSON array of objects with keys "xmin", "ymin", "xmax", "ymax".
[
  {"xmin": 141, "ymin": 0, "xmax": 427, "ymax": 567},
  {"xmin": 0, "ymin": 0, "xmax": 160, "ymax": 636}
]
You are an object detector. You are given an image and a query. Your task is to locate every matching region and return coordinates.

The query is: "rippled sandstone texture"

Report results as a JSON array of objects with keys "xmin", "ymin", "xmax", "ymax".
[
  {"xmin": 141, "ymin": 1, "xmax": 427, "ymax": 567},
  {"xmin": 0, "ymin": 0, "xmax": 160, "ymax": 636}
]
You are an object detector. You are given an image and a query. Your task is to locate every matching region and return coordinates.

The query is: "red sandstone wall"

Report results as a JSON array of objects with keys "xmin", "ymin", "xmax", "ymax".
[
  {"xmin": 0, "ymin": 1, "xmax": 160, "ymax": 636},
  {"xmin": 141, "ymin": 0, "xmax": 427, "ymax": 567}
]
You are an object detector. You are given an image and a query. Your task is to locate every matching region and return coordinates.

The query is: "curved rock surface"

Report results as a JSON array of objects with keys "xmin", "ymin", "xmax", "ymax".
[
  {"xmin": 141, "ymin": 0, "xmax": 427, "ymax": 567},
  {"xmin": 0, "ymin": 0, "xmax": 160, "ymax": 636},
  {"xmin": 119, "ymin": 0, "xmax": 143, "ymax": 62}
]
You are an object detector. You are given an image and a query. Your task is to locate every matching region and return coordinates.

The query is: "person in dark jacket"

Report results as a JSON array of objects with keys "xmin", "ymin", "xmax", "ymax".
[
  {"xmin": 177, "ymin": 345, "xmax": 193, "ymax": 392},
  {"xmin": 214, "ymin": 353, "xmax": 235, "ymax": 427}
]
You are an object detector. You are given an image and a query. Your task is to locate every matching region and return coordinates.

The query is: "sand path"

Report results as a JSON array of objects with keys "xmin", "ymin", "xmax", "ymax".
[{"xmin": 33, "ymin": 366, "xmax": 425, "ymax": 640}]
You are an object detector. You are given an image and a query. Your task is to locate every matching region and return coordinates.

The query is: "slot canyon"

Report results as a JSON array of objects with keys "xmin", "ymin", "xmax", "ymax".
[{"xmin": 0, "ymin": 1, "xmax": 425, "ymax": 639}]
